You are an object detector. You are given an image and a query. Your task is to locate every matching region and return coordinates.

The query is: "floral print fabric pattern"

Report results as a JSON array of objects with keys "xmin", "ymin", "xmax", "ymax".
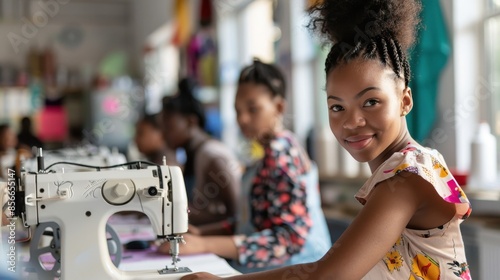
[
  {"xmin": 356, "ymin": 143, "xmax": 472, "ymax": 279},
  {"xmin": 234, "ymin": 130, "xmax": 312, "ymax": 268}
]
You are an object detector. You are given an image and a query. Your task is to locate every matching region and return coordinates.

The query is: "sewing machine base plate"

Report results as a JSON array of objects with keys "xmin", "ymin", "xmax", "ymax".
[{"xmin": 158, "ymin": 267, "xmax": 192, "ymax": 274}]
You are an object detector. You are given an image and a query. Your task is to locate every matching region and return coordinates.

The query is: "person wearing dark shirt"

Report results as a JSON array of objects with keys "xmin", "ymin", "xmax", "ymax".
[
  {"xmin": 134, "ymin": 113, "xmax": 176, "ymax": 165},
  {"xmin": 160, "ymin": 78, "xmax": 241, "ymax": 234},
  {"xmin": 17, "ymin": 116, "xmax": 43, "ymax": 150}
]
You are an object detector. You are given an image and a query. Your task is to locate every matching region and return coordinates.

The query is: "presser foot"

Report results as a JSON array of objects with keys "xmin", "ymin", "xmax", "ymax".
[{"xmin": 158, "ymin": 266, "xmax": 192, "ymax": 274}]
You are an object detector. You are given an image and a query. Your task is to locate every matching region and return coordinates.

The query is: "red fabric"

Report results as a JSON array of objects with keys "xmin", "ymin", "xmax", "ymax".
[
  {"xmin": 200, "ymin": 0, "xmax": 212, "ymax": 25},
  {"xmin": 38, "ymin": 106, "xmax": 68, "ymax": 141}
]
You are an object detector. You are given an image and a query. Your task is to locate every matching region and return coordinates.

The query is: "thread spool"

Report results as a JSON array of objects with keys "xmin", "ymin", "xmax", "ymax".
[{"xmin": 468, "ymin": 122, "xmax": 498, "ymax": 189}]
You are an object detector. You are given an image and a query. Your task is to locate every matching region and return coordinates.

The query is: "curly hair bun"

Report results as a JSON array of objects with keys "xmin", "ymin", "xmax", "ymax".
[{"xmin": 309, "ymin": 0, "xmax": 421, "ymax": 52}]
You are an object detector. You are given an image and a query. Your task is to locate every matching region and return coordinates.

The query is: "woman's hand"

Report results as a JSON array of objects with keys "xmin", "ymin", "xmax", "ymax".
[
  {"xmin": 157, "ymin": 233, "xmax": 207, "ymax": 255},
  {"xmin": 181, "ymin": 272, "xmax": 221, "ymax": 279}
]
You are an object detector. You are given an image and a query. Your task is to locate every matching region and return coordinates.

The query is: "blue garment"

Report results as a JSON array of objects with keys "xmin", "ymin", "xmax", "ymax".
[
  {"xmin": 288, "ymin": 163, "xmax": 331, "ymax": 265},
  {"xmin": 408, "ymin": 0, "xmax": 451, "ymax": 142}
]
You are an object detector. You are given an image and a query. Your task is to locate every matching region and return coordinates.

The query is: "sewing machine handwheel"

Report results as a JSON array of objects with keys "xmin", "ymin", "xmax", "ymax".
[
  {"xmin": 106, "ymin": 224, "xmax": 123, "ymax": 267},
  {"xmin": 28, "ymin": 222, "xmax": 122, "ymax": 278},
  {"xmin": 28, "ymin": 222, "xmax": 62, "ymax": 279}
]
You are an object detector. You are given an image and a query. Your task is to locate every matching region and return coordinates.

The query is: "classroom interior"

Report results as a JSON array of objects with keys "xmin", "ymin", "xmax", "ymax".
[{"xmin": 0, "ymin": 0, "xmax": 499, "ymax": 279}]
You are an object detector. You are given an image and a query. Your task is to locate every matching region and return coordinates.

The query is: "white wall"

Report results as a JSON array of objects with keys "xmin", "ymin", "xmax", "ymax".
[
  {"xmin": 433, "ymin": 0, "xmax": 485, "ymax": 171},
  {"xmin": 431, "ymin": 0, "xmax": 456, "ymax": 168},
  {"xmin": 130, "ymin": 0, "xmax": 172, "ymax": 77},
  {"xmin": 0, "ymin": 0, "xmax": 133, "ymax": 82},
  {"xmin": 288, "ymin": 0, "xmax": 316, "ymax": 147},
  {"xmin": 216, "ymin": 0, "xmax": 276, "ymax": 151}
]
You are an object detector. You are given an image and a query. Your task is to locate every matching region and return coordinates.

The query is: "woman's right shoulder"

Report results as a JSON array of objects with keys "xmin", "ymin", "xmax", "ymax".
[
  {"xmin": 198, "ymin": 139, "xmax": 242, "ymax": 173},
  {"xmin": 357, "ymin": 145, "xmax": 470, "ymax": 218},
  {"xmin": 199, "ymin": 139, "xmax": 234, "ymax": 157}
]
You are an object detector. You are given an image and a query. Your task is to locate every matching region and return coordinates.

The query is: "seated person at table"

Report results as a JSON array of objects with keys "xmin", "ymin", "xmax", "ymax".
[
  {"xmin": 0, "ymin": 124, "xmax": 18, "ymax": 159},
  {"xmin": 159, "ymin": 60, "xmax": 331, "ymax": 272},
  {"xmin": 0, "ymin": 124, "xmax": 31, "ymax": 180},
  {"xmin": 17, "ymin": 116, "xmax": 43, "ymax": 150},
  {"xmin": 161, "ymin": 77, "xmax": 241, "ymax": 235},
  {"xmin": 134, "ymin": 113, "xmax": 176, "ymax": 165}
]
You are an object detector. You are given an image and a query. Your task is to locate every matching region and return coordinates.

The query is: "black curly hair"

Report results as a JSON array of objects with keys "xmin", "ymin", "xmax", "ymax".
[
  {"xmin": 238, "ymin": 58, "xmax": 287, "ymax": 99},
  {"xmin": 308, "ymin": 0, "xmax": 422, "ymax": 87},
  {"xmin": 138, "ymin": 113, "xmax": 161, "ymax": 130},
  {"xmin": 162, "ymin": 77, "xmax": 206, "ymax": 128}
]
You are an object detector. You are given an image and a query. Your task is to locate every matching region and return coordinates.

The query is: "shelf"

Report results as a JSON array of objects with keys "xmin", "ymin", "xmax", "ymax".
[{"xmin": 466, "ymin": 190, "xmax": 500, "ymax": 216}]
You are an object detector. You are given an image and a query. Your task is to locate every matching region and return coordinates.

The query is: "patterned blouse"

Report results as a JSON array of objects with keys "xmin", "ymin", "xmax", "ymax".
[
  {"xmin": 356, "ymin": 143, "xmax": 472, "ymax": 280},
  {"xmin": 233, "ymin": 130, "xmax": 312, "ymax": 268}
]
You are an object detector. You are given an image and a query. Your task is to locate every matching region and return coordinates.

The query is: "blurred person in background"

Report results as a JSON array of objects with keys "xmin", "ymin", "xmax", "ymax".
[
  {"xmin": 161, "ymin": 77, "xmax": 241, "ymax": 235},
  {"xmin": 17, "ymin": 116, "xmax": 43, "ymax": 151},
  {"xmin": 0, "ymin": 124, "xmax": 17, "ymax": 158},
  {"xmin": 134, "ymin": 113, "xmax": 176, "ymax": 165},
  {"xmin": 0, "ymin": 124, "xmax": 21, "ymax": 180},
  {"xmin": 159, "ymin": 60, "xmax": 331, "ymax": 273}
]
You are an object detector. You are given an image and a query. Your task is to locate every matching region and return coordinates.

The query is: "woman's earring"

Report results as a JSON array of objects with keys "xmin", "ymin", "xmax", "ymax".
[{"xmin": 401, "ymin": 111, "xmax": 407, "ymax": 117}]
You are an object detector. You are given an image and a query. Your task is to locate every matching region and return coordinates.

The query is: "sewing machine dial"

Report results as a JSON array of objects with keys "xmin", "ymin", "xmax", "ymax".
[{"xmin": 102, "ymin": 179, "xmax": 136, "ymax": 205}]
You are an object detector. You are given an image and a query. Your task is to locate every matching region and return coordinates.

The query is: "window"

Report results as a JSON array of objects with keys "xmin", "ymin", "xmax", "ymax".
[
  {"xmin": 484, "ymin": 0, "xmax": 500, "ymax": 157},
  {"xmin": 488, "ymin": 0, "xmax": 500, "ymax": 10}
]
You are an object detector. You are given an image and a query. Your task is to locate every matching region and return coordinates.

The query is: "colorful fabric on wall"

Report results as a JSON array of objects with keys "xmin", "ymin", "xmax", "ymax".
[
  {"xmin": 38, "ymin": 105, "xmax": 68, "ymax": 142},
  {"xmin": 172, "ymin": 0, "xmax": 191, "ymax": 47},
  {"xmin": 408, "ymin": 0, "xmax": 451, "ymax": 143},
  {"xmin": 187, "ymin": 30, "xmax": 217, "ymax": 87},
  {"xmin": 187, "ymin": 0, "xmax": 217, "ymax": 87}
]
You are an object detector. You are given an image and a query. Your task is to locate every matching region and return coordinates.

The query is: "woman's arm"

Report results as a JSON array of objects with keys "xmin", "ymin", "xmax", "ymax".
[
  {"xmin": 306, "ymin": 174, "xmax": 423, "ymax": 278},
  {"xmin": 189, "ymin": 219, "xmax": 235, "ymax": 236},
  {"xmin": 160, "ymin": 167, "xmax": 311, "ymax": 267},
  {"xmin": 182, "ymin": 172, "xmax": 427, "ymax": 279},
  {"xmin": 158, "ymin": 233, "xmax": 239, "ymax": 260}
]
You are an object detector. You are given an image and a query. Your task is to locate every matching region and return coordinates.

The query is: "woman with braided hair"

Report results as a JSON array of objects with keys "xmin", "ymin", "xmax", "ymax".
[
  {"xmin": 159, "ymin": 59, "xmax": 331, "ymax": 273},
  {"xmin": 181, "ymin": 0, "xmax": 472, "ymax": 279}
]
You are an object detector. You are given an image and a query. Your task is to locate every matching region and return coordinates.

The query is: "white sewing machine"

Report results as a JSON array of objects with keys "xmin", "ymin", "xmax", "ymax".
[
  {"xmin": 20, "ymin": 158, "xmax": 191, "ymax": 279},
  {"xmin": 21, "ymin": 146, "xmax": 128, "ymax": 172}
]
